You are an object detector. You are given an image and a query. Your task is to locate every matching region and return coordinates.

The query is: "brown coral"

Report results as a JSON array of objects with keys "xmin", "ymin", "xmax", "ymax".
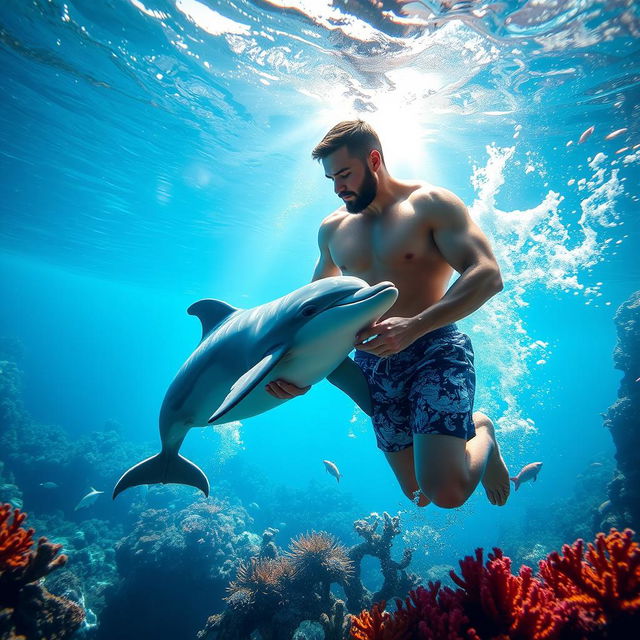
[
  {"xmin": 225, "ymin": 556, "xmax": 295, "ymax": 609},
  {"xmin": 288, "ymin": 531, "xmax": 353, "ymax": 584}
]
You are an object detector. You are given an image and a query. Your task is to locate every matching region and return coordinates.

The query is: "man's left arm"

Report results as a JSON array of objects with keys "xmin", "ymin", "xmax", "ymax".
[
  {"xmin": 355, "ymin": 188, "xmax": 503, "ymax": 356},
  {"xmin": 413, "ymin": 188, "xmax": 503, "ymax": 335}
]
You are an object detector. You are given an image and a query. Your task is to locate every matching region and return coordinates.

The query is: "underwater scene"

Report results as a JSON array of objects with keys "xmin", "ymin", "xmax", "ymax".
[{"xmin": 1, "ymin": 1, "xmax": 639, "ymax": 638}]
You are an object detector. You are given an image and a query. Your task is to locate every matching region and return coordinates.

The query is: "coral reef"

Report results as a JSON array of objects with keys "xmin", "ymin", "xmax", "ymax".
[
  {"xmin": 199, "ymin": 511, "xmax": 419, "ymax": 640},
  {"xmin": 96, "ymin": 497, "xmax": 255, "ymax": 640},
  {"xmin": 349, "ymin": 528, "xmax": 640, "ymax": 639},
  {"xmin": 0, "ymin": 354, "xmax": 152, "ymax": 519},
  {"xmin": 0, "ymin": 504, "xmax": 84, "ymax": 639},
  {"xmin": 32, "ymin": 512, "xmax": 122, "ymax": 621},
  {"xmin": 600, "ymin": 290, "xmax": 640, "ymax": 532},
  {"xmin": 200, "ymin": 530, "xmax": 353, "ymax": 640}
]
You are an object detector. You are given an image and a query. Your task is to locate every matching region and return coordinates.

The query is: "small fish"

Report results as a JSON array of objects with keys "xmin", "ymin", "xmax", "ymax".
[
  {"xmin": 74, "ymin": 487, "xmax": 104, "ymax": 511},
  {"xmin": 615, "ymin": 147, "xmax": 630, "ymax": 154},
  {"xmin": 510, "ymin": 462, "xmax": 543, "ymax": 491},
  {"xmin": 322, "ymin": 459, "xmax": 343, "ymax": 483},
  {"xmin": 635, "ymin": 377, "xmax": 640, "ymax": 383},
  {"xmin": 39, "ymin": 482, "xmax": 59, "ymax": 489},
  {"xmin": 590, "ymin": 462, "xmax": 603, "ymax": 468},
  {"xmin": 578, "ymin": 126, "xmax": 595, "ymax": 144},
  {"xmin": 597, "ymin": 500, "xmax": 612, "ymax": 514},
  {"xmin": 604, "ymin": 128, "xmax": 627, "ymax": 140}
]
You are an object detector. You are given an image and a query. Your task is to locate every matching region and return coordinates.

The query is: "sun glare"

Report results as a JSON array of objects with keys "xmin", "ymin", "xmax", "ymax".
[{"xmin": 309, "ymin": 68, "xmax": 440, "ymax": 177}]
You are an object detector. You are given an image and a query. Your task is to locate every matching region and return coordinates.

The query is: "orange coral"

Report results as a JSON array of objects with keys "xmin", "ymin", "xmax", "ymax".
[
  {"xmin": 539, "ymin": 527, "xmax": 640, "ymax": 626},
  {"xmin": 0, "ymin": 502, "xmax": 35, "ymax": 569},
  {"xmin": 349, "ymin": 600, "xmax": 411, "ymax": 640}
]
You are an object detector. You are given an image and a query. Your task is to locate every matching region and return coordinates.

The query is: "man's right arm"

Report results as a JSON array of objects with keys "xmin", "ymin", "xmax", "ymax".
[{"xmin": 312, "ymin": 216, "xmax": 341, "ymax": 281}]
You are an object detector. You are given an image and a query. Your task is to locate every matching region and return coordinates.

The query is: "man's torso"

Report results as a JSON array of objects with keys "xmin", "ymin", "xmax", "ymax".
[{"xmin": 324, "ymin": 181, "xmax": 454, "ymax": 319}]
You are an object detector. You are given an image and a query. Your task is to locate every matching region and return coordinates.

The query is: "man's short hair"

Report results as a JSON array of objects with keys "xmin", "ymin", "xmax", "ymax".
[{"xmin": 312, "ymin": 119, "xmax": 385, "ymax": 164}]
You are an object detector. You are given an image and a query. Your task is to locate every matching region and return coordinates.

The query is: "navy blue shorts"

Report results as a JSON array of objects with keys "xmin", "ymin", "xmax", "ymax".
[{"xmin": 353, "ymin": 324, "xmax": 476, "ymax": 453}]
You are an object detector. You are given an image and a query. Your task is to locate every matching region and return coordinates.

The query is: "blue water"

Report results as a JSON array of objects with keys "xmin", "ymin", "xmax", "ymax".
[{"xmin": 1, "ymin": 1, "xmax": 639, "ymax": 637}]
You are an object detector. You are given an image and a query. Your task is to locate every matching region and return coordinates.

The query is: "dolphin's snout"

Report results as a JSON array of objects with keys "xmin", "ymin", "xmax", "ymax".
[{"xmin": 336, "ymin": 281, "xmax": 397, "ymax": 306}]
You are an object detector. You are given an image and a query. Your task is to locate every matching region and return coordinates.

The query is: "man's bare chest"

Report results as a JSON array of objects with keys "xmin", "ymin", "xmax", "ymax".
[{"xmin": 328, "ymin": 211, "xmax": 441, "ymax": 275}]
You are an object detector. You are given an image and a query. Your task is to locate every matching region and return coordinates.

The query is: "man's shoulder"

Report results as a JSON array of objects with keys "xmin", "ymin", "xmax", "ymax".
[
  {"xmin": 407, "ymin": 183, "xmax": 464, "ymax": 208},
  {"xmin": 319, "ymin": 208, "xmax": 349, "ymax": 230}
]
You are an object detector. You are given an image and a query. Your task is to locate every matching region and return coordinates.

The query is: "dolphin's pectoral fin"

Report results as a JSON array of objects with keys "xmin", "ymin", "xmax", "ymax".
[
  {"xmin": 112, "ymin": 452, "xmax": 210, "ymax": 499},
  {"xmin": 208, "ymin": 346, "xmax": 288, "ymax": 424},
  {"xmin": 188, "ymin": 299, "xmax": 239, "ymax": 342},
  {"xmin": 327, "ymin": 357, "xmax": 373, "ymax": 417}
]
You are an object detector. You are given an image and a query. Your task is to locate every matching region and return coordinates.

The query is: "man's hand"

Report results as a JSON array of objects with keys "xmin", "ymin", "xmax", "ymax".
[
  {"xmin": 265, "ymin": 380, "xmax": 311, "ymax": 399},
  {"xmin": 355, "ymin": 317, "xmax": 421, "ymax": 357}
]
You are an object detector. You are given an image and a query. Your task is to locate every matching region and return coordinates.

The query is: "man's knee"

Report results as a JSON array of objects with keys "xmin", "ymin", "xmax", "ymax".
[
  {"xmin": 418, "ymin": 480, "xmax": 468, "ymax": 509},
  {"xmin": 473, "ymin": 411, "xmax": 493, "ymax": 429}
]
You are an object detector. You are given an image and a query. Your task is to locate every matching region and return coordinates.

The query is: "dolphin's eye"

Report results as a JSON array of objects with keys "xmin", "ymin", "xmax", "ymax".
[{"xmin": 301, "ymin": 305, "xmax": 317, "ymax": 317}]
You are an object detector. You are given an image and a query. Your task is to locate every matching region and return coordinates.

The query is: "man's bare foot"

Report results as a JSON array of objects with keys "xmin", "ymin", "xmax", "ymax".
[{"xmin": 477, "ymin": 418, "xmax": 510, "ymax": 506}]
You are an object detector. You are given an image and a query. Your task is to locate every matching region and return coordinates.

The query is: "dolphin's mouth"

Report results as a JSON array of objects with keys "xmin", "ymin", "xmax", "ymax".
[{"xmin": 333, "ymin": 281, "xmax": 397, "ymax": 307}]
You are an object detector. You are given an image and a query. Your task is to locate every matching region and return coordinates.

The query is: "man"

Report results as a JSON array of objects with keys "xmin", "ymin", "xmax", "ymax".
[{"xmin": 266, "ymin": 120, "xmax": 510, "ymax": 509}]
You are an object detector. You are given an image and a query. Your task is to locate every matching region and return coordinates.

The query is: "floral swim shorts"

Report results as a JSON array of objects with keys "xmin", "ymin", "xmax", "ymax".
[{"xmin": 353, "ymin": 324, "xmax": 476, "ymax": 453}]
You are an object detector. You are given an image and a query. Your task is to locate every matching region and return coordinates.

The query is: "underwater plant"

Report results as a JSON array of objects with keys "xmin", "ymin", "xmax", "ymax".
[
  {"xmin": 349, "ymin": 528, "xmax": 640, "ymax": 639},
  {"xmin": 0, "ymin": 503, "xmax": 84, "ymax": 639}
]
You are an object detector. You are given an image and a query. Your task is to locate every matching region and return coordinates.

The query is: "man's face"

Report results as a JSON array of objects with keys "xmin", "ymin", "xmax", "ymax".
[{"xmin": 322, "ymin": 146, "xmax": 377, "ymax": 213}]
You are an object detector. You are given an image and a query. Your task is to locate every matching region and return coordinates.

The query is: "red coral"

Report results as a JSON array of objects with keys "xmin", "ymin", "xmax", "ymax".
[
  {"xmin": 350, "ymin": 529, "xmax": 640, "ymax": 640},
  {"xmin": 451, "ymin": 548, "xmax": 568, "ymax": 639},
  {"xmin": 0, "ymin": 503, "xmax": 35, "ymax": 569},
  {"xmin": 398, "ymin": 583, "xmax": 479, "ymax": 640}
]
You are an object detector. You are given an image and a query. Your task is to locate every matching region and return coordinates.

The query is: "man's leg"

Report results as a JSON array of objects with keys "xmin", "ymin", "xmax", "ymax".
[
  {"xmin": 384, "ymin": 447, "xmax": 430, "ymax": 507},
  {"xmin": 413, "ymin": 411, "xmax": 510, "ymax": 508}
]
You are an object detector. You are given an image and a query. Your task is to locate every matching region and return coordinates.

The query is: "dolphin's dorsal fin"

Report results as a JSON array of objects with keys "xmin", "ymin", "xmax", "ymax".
[{"xmin": 188, "ymin": 299, "xmax": 238, "ymax": 340}]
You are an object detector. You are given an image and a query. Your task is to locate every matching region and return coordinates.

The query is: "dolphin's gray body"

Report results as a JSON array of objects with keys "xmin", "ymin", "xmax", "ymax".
[{"xmin": 113, "ymin": 276, "xmax": 398, "ymax": 498}]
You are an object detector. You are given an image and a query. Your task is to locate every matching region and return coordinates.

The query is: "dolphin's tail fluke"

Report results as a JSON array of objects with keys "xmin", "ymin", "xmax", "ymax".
[
  {"xmin": 112, "ymin": 452, "xmax": 210, "ymax": 499},
  {"xmin": 510, "ymin": 476, "xmax": 520, "ymax": 491}
]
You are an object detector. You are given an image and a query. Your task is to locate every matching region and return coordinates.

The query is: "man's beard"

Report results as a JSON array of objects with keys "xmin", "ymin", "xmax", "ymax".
[{"xmin": 344, "ymin": 166, "xmax": 377, "ymax": 213}]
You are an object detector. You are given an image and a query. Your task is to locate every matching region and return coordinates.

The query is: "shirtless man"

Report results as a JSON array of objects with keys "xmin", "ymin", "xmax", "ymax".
[{"xmin": 266, "ymin": 120, "xmax": 510, "ymax": 509}]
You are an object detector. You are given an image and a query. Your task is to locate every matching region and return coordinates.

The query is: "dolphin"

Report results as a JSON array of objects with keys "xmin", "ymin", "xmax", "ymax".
[{"xmin": 113, "ymin": 276, "xmax": 398, "ymax": 499}]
